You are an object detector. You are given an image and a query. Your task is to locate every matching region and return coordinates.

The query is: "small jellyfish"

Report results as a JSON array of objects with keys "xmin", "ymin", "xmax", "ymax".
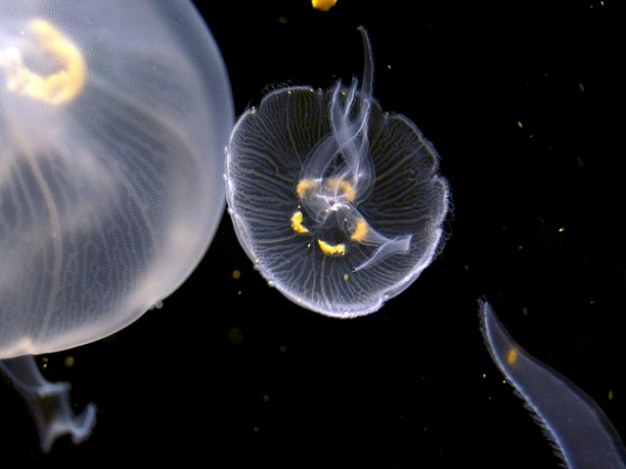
[
  {"xmin": 225, "ymin": 27, "xmax": 449, "ymax": 317},
  {"xmin": 480, "ymin": 301, "xmax": 626, "ymax": 469},
  {"xmin": 0, "ymin": 1, "xmax": 233, "ymax": 450}
]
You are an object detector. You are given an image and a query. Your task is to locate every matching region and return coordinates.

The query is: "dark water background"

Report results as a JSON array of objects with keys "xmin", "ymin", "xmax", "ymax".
[{"xmin": 1, "ymin": 0, "xmax": 624, "ymax": 467}]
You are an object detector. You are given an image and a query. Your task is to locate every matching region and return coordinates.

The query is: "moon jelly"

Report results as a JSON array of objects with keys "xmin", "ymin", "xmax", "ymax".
[
  {"xmin": 225, "ymin": 27, "xmax": 449, "ymax": 317},
  {"xmin": 0, "ymin": 0, "xmax": 233, "ymax": 450},
  {"xmin": 480, "ymin": 301, "xmax": 626, "ymax": 468}
]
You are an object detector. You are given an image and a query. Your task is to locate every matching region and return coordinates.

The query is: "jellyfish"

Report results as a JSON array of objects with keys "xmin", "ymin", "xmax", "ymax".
[
  {"xmin": 225, "ymin": 27, "xmax": 449, "ymax": 317},
  {"xmin": 0, "ymin": 1, "xmax": 233, "ymax": 450},
  {"xmin": 480, "ymin": 301, "xmax": 626, "ymax": 468}
]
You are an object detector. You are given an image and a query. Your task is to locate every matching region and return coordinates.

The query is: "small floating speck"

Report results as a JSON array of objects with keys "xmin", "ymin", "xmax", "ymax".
[{"xmin": 228, "ymin": 327, "xmax": 243, "ymax": 345}]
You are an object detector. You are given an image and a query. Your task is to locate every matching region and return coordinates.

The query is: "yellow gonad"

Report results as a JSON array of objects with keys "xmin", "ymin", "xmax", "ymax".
[
  {"xmin": 296, "ymin": 179, "xmax": 320, "ymax": 199},
  {"xmin": 1, "ymin": 19, "xmax": 85, "ymax": 105},
  {"xmin": 326, "ymin": 178, "xmax": 356, "ymax": 202},
  {"xmin": 312, "ymin": 0, "xmax": 338, "ymax": 12},
  {"xmin": 317, "ymin": 239, "xmax": 346, "ymax": 256},
  {"xmin": 349, "ymin": 217, "xmax": 368, "ymax": 242},
  {"xmin": 290, "ymin": 211, "xmax": 310, "ymax": 234},
  {"xmin": 506, "ymin": 347, "xmax": 518, "ymax": 365}
]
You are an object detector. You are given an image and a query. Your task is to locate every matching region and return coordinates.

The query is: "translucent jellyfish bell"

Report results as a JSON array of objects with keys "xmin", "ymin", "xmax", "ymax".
[
  {"xmin": 0, "ymin": 1, "xmax": 233, "ymax": 450},
  {"xmin": 480, "ymin": 301, "xmax": 626, "ymax": 468},
  {"xmin": 226, "ymin": 27, "xmax": 449, "ymax": 317}
]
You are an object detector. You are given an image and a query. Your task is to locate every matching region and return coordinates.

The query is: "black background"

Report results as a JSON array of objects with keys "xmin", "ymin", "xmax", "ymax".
[{"xmin": 1, "ymin": 0, "xmax": 625, "ymax": 467}]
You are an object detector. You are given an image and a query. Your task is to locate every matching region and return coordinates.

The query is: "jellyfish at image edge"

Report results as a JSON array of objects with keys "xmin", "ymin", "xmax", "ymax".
[
  {"xmin": 480, "ymin": 301, "xmax": 626, "ymax": 468},
  {"xmin": 225, "ymin": 27, "xmax": 449, "ymax": 317},
  {"xmin": 0, "ymin": 1, "xmax": 233, "ymax": 451}
]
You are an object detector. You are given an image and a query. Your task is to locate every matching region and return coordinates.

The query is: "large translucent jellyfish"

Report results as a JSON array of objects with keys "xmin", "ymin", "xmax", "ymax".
[
  {"xmin": 480, "ymin": 301, "xmax": 626, "ymax": 468},
  {"xmin": 225, "ymin": 27, "xmax": 449, "ymax": 317},
  {"xmin": 0, "ymin": 1, "xmax": 233, "ymax": 450}
]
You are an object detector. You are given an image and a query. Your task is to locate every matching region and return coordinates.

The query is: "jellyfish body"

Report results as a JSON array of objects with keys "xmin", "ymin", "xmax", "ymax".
[
  {"xmin": 480, "ymin": 301, "xmax": 626, "ymax": 469},
  {"xmin": 226, "ymin": 27, "xmax": 449, "ymax": 317},
  {"xmin": 0, "ymin": 0, "xmax": 233, "ymax": 450}
]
